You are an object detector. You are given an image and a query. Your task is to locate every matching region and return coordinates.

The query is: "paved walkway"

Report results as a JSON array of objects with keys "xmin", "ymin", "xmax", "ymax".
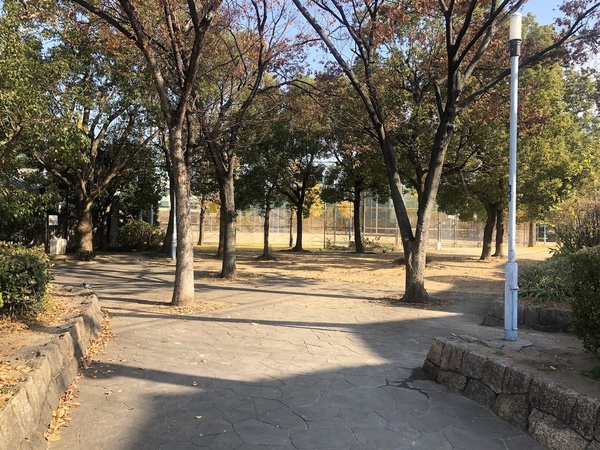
[{"xmin": 48, "ymin": 257, "xmax": 543, "ymax": 449}]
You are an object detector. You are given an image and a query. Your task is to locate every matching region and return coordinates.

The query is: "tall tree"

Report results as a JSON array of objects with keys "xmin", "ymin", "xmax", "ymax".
[
  {"xmin": 70, "ymin": 0, "xmax": 222, "ymax": 306},
  {"xmin": 0, "ymin": 2, "xmax": 48, "ymax": 170},
  {"xmin": 190, "ymin": 146, "xmax": 220, "ymax": 247},
  {"xmin": 439, "ymin": 56, "xmax": 599, "ymax": 259},
  {"xmin": 194, "ymin": 0, "xmax": 304, "ymax": 277},
  {"xmin": 291, "ymin": 0, "xmax": 600, "ymax": 302},
  {"xmin": 236, "ymin": 117, "xmax": 288, "ymax": 260},
  {"xmin": 319, "ymin": 75, "xmax": 389, "ymax": 253},
  {"xmin": 30, "ymin": 24, "xmax": 157, "ymax": 253},
  {"xmin": 276, "ymin": 85, "xmax": 329, "ymax": 252}
]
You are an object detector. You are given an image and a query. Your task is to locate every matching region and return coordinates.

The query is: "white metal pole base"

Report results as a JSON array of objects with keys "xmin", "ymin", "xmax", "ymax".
[{"xmin": 504, "ymin": 261, "xmax": 519, "ymax": 341}]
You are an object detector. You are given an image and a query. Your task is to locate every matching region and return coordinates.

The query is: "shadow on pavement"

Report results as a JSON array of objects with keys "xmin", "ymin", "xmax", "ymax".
[{"xmin": 48, "ymin": 257, "xmax": 541, "ymax": 450}]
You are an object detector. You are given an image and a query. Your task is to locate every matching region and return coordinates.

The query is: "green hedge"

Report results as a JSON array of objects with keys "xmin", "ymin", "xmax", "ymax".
[
  {"xmin": 570, "ymin": 246, "xmax": 600, "ymax": 353},
  {"xmin": 118, "ymin": 220, "xmax": 165, "ymax": 251},
  {"xmin": 0, "ymin": 243, "xmax": 52, "ymax": 317}
]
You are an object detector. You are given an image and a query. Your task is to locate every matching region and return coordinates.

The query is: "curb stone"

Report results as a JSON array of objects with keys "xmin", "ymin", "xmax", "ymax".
[{"xmin": 0, "ymin": 293, "xmax": 103, "ymax": 450}]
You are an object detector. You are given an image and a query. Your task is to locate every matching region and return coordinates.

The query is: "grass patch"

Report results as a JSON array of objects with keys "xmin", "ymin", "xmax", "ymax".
[
  {"xmin": 582, "ymin": 365, "xmax": 600, "ymax": 380},
  {"xmin": 519, "ymin": 254, "xmax": 572, "ymax": 304}
]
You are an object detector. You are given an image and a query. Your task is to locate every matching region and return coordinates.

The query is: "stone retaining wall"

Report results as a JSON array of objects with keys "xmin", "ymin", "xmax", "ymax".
[
  {"xmin": 423, "ymin": 335, "xmax": 600, "ymax": 450},
  {"xmin": 0, "ymin": 293, "xmax": 103, "ymax": 450},
  {"xmin": 483, "ymin": 298, "xmax": 572, "ymax": 332}
]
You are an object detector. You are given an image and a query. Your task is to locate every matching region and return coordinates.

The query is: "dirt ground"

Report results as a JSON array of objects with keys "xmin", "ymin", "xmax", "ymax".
[{"xmin": 2, "ymin": 244, "xmax": 599, "ymax": 405}]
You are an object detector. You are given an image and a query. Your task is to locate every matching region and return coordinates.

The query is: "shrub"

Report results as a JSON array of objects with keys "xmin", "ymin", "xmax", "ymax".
[
  {"xmin": 551, "ymin": 199, "xmax": 600, "ymax": 254},
  {"xmin": 118, "ymin": 220, "xmax": 165, "ymax": 251},
  {"xmin": 75, "ymin": 250, "xmax": 95, "ymax": 261},
  {"xmin": 519, "ymin": 254, "xmax": 572, "ymax": 303},
  {"xmin": 569, "ymin": 246, "xmax": 600, "ymax": 353},
  {"xmin": 0, "ymin": 243, "xmax": 52, "ymax": 317}
]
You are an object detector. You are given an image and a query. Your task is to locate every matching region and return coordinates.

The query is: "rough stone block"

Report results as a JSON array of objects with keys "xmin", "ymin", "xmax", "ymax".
[
  {"xmin": 502, "ymin": 366, "xmax": 533, "ymax": 394},
  {"xmin": 517, "ymin": 304, "xmax": 525, "ymax": 326},
  {"xmin": 528, "ymin": 409, "xmax": 589, "ymax": 450},
  {"xmin": 43, "ymin": 342, "xmax": 64, "ymax": 378},
  {"xmin": 57, "ymin": 356, "xmax": 78, "ymax": 393},
  {"xmin": 482, "ymin": 300, "xmax": 503, "ymax": 327},
  {"xmin": 588, "ymin": 440, "xmax": 600, "ymax": 450},
  {"xmin": 482, "ymin": 315, "xmax": 503, "ymax": 327},
  {"xmin": 493, "ymin": 393, "xmax": 529, "ymax": 431},
  {"xmin": 57, "ymin": 332, "xmax": 75, "ymax": 365},
  {"xmin": 0, "ymin": 397, "xmax": 28, "ymax": 449},
  {"xmin": 10, "ymin": 388, "xmax": 35, "ymax": 435},
  {"xmin": 595, "ymin": 407, "xmax": 600, "ymax": 442},
  {"xmin": 0, "ymin": 422, "xmax": 8, "ymax": 450},
  {"xmin": 481, "ymin": 359, "xmax": 508, "ymax": 394},
  {"xmin": 529, "ymin": 378, "xmax": 578, "ymax": 425},
  {"xmin": 461, "ymin": 351, "xmax": 487, "ymax": 380},
  {"xmin": 571, "ymin": 395, "xmax": 599, "ymax": 440},
  {"xmin": 437, "ymin": 371, "xmax": 467, "ymax": 393},
  {"xmin": 0, "ymin": 405, "xmax": 24, "ymax": 450},
  {"xmin": 488, "ymin": 299, "xmax": 503, "ymax": 318},
  {"xmin": 523, "ymin": 306, "xmax": 540, "ymax": 329},
  {"xmin": 538, "ymin": 308, "xmax": 572, "ymax": 333},
  {"xmin": 439, "ymin": 340, "xmax": 453, "ymax": 371},
  {"xmin": 70, "ymin": 318, "xmax": 86, "ymax": 360},
  {"xmin": 36, "ymin": 357, "xmax": 53, "ymax": 392},
  {"xmin": 22, "ymin": 377, "xmax": 42, "ymax": 421},
  {"xmin": 422, "ymin": 359, "xmax": 440, "ymax": 378},
  {"xmin": 45, "ymin": 372, "xmax": 62, "ymax": 412},
  {"xmin": 449, "ymin": 346, "xmax": 467, "ymax": 373},
  {"xmin": 464, "ymin": 379, "xmax": 496, "ymax": 410},
  {"xmin": 426, "ymin": 338, "xmax": 444, "ymax": 367}
]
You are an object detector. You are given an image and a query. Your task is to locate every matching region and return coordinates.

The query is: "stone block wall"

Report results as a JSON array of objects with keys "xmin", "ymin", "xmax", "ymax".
[
  {"xmin": 483, "ymin": 298, "xmax": 571, "ymax": 332},
  {"xmin": 0, "ymin": 293, "xmax": 103, "ymax": 450},
  {"xmin": 424, "ymin": 336, "xmax": 600, "ymax": 450}
]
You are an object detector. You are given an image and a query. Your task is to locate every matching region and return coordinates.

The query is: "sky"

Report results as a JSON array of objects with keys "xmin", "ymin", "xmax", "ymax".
[{"xmin": 522, "ymin": 0, "xmax": 565, "ymax": 25}]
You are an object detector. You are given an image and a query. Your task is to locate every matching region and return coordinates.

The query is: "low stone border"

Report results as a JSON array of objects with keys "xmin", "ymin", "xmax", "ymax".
[
  {"xmin": 0, "ymin": 293, "xmax": 103, "ymax": 450},
  {"xmin": 423, "ymin": 335, "xmax": 600, "ymax": 450},
  {"xmin": 483, "ymin": 298, "xmax": 571, "ymax": 332}
]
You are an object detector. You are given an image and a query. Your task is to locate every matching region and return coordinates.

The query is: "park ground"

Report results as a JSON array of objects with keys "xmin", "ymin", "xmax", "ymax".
[{"xmin": 1, "ymin": 244, "xmax": 599, "ymax": 408}]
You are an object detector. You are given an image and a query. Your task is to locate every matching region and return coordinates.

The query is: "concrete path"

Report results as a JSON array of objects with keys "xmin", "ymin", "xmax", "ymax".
[{"xmin": 48, "ymin": 257, "xmax": 543, "ymax": 450}]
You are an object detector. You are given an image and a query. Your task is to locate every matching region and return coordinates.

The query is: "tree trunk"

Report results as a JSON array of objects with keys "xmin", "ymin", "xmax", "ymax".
[
  {"xmin": 109, "ymin": 197, "xmax": 119, "ymax": 248},
  {"xmin": 197, "ymin": 196, "xmax": 207, "ymax": 246},
  {"xmin": 161, "ymin": 186, "xmax": 175, "ymax": 255},
  {"xmin": 288, "ymin": 209, "xmax": 294, "ymax": 248},
  {"xmin": 353, "ymin": 187, "xmax": 364, "ymax": 253},
  {"xmin": 217, "ymin": 207, "xmax": 225, "ymax": 257},
  {"xmin": 403, "ymin": 237, "xmax": 429, "ymax": 302},
  {"xmin": 76, "ymin": 193, "xmax": 94, "ymax": 253},
  {"xmin": 493, "ymin": 207, "xmax": 505, "ymax": 257},
  {"xmin": 170, "ymin": 127, "xmax": 195, "ymax": 306},
  {"xmin": 261, "ymin": 204, "xmax": 271, "ymax": 259},
  {"xmin": 480, "ymin": 204, "xmax": 497, "ymax": 260},
  {"xmin": 161, "ymin": 153, "xmax": 174, "ymax": 255},
  {"xmin": 528, "ymin": 221, "xmax": 536, "ymax": 247},
  {"xmin": 291, "ymin": 203, "xmax": 304, "ymax": 252},
  {"xmin": 219, "ymin": 175, "xmax": 237, "ymax": 278}
]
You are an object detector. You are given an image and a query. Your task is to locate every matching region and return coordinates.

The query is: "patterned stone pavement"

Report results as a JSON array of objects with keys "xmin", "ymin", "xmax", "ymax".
[{"xmin": 48, "ymin": 258, "xmax": 543, "ymax": 449}]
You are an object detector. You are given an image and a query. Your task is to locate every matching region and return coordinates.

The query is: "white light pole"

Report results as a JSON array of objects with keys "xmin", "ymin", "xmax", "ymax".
[{"xmin": 505, "ymin": 13, "xmax": 522, "ymax": 341}]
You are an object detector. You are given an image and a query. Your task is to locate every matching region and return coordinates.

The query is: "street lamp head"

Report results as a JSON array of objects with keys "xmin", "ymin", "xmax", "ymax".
[{"xmin": 509, "ymin": 13, "xmax": 522, "ymax": 41}]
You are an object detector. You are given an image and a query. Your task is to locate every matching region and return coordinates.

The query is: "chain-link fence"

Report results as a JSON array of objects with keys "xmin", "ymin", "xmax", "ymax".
[{"xmin": 159, "ymin": 200, "xmax": 547, "ymax": 250}]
